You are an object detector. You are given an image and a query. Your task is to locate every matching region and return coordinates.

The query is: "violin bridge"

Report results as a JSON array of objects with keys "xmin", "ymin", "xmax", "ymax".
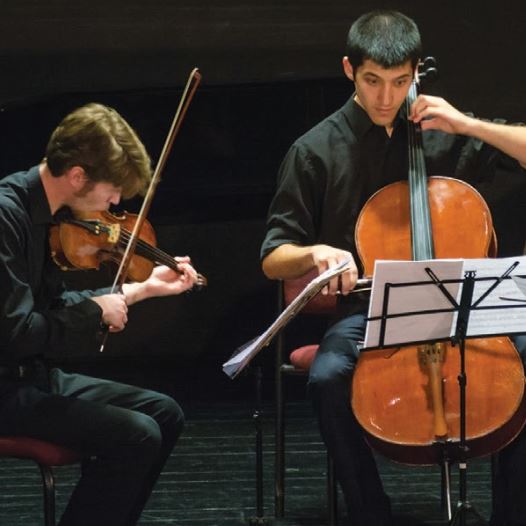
[{"xmin": 107, "ymin": 223, "xmax": 120, "ymax": 244}]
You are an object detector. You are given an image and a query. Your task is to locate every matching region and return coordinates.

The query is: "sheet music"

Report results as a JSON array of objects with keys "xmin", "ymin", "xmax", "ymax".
[
  {"xmin": 511, "ymin": 275, "xmax": 526, "ymax": 299},
  {"xmin": 222, "ymin": 258, "xmax": 354, "ymax": 379},
  {"xmin": 463, "ymin": 257, "xmax": 526, "ymax": 335},
  {"xmin": 365, "ymin": 255, "xmax": 526, "ymax": 349}
]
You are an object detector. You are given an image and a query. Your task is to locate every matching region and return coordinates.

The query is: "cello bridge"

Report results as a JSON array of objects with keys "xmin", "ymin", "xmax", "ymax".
[{"xmin": 418, "ymin": 343, "xmax": 446, "ymax": 365}]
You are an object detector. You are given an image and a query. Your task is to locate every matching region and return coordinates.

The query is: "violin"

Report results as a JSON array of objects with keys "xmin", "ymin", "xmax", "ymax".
[
  {"xmin": 49, "ymin": 210, "xmax": 207, "ymax": 287},
  {"xmin": 48, "ymin": 69, "xmax": 203, "ymax": 352},
  {"xmin": 49, "ymin": 68, "xmax": 205, "ymax": 288}
]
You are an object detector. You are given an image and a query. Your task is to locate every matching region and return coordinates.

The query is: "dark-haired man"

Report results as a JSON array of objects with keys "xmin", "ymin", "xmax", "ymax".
[
  {"xmin": 261, "ymin": 10, "xmax": 526, "ymax": 526},
  {"xmin": 0, "ymin": 103, "xmax": 198, "ymax": 525}
]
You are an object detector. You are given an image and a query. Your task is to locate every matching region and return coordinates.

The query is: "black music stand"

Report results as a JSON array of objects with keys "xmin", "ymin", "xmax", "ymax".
[
  {"xmin": 239, "ymin": 358, "xmax": 299, "ymax": 525},
  {"xmin": 223, "ymin": 259, "xmax": 355, "ymax": 525},
  {"xmin": 448, "ymin": 269, "xmax": 488, "ymax": 526},
  {"xmin": 220, "ymin": 353, "xmax": 275, "ymax": 525},
  {"xmin": 365, "ymin": 258, "xmax": 526, "ymax": 526},
  {"xmin": 247, "ymin": 359, "xmax": 274, "ymax": 525}
]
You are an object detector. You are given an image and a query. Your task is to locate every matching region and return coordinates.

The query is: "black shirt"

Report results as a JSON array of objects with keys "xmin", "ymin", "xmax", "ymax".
[
  {"xmin": 0, "ymin": 166, "xmax": 105, "ymax": 365},
  {"xmin": 261, "ymin": 96, "xmax": 526, "ymax": 263}
]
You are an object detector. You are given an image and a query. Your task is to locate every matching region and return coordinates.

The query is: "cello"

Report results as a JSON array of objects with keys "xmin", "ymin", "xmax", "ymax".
[{"xmin": 351, "ymin": 61, "xmax": 526, "ymax": 465}]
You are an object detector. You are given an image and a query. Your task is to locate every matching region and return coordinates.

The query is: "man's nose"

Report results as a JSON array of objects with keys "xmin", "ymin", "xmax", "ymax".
[{"xmin": 379, "ymin": 85, "xmax": 393, "ymax": 106}]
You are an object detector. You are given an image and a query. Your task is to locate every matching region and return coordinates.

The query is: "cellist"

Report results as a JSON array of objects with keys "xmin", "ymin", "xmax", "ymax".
[
  {"xmin": 0, "ymin": 103, "xmax": 198, "ymax": 525},
  {"xmin": 261, "ymin": 10, "xmax": 526, "ymax": 526}
]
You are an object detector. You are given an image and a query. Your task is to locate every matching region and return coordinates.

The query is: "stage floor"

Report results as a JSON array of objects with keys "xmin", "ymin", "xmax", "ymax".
[{"xmin": 0, "ymin": 400, "xmax": 492, "ymax": 525}]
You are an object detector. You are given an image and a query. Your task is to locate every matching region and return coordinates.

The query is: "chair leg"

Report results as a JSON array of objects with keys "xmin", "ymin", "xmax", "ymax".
[
  {"xmin": 327, "ymin": 454, "xmax": 338, "ymax": 526},
  {"xmin": 275, "ymin": 367, "xmax": 285, "ymax": 518},
  {"xmin": 38, "ymin": 464, "xmax": 56, "ymax": 526},
  {"xmin": 490, "ymin": 453, "xmax": 498, "ymax": 520},
  {"xmin": 440, "ymin": 459, "xmax": 453, "ymax": 521},
  {"xmin": 275, "ymin": 280, "xmax": 286, "ymax": 519}
]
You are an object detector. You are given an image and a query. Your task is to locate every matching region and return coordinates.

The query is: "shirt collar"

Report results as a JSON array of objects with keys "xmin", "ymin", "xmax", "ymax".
[
  {"xmin": 26, "ymin": 165, "xmax": 54, "ymax": 226},
  {"xmin": 343, "ymin": 95, "xmax": 407, "ymax": 140}
]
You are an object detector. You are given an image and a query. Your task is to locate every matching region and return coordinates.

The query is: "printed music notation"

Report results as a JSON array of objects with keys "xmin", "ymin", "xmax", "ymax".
[{"xmin": 364, "ymin": 256, "xmax": 526, "ymax": 349}]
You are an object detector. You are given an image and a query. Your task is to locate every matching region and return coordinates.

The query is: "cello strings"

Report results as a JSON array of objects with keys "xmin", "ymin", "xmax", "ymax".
[{"xmin": 407, "ymin": 81, "xmax": 434, "ymax": 260}]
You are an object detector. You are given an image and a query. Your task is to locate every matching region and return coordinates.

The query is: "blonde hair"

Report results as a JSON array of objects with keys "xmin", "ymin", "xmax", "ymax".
[{"xmin": 45, "ymin": 103, "xmax": 152, "ymax": 198}]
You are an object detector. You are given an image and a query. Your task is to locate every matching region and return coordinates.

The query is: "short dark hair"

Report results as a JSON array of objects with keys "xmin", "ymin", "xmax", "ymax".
[
  {"xmin": 346, "ymin": 10, "xmax": 422, "ymax": 72},
  {"xmin": 45, "ymin": 103, "xmax": 152, "ymax": 199}
]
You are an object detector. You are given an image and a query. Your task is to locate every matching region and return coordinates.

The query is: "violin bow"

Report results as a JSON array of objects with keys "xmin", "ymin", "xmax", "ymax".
[{"xmin": 99, "ymin": 67, "xmax": 202, "ymax": 352}]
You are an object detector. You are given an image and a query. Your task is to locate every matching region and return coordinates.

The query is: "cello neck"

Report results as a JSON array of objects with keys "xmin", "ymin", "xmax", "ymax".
[{"xmin": 406, "ymin": 80, "xmax": 434, "ymax": 261}]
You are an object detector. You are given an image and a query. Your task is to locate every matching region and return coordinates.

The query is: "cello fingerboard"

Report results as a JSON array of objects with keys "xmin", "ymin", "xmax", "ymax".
[{"xmin": 406, "ymin": 82, "xmax": 435, "ymax": 261}]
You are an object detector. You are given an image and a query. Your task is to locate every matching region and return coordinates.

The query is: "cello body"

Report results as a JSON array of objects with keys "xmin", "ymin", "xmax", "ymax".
[{"xmin": 351, "ymin": 149, "xmax": 526, "ymax": 463}]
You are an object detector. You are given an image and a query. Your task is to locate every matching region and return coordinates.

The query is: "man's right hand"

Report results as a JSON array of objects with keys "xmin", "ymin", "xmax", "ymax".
[
  {"xmin": 90, "ymin": 293, "xmax": 128, "ymax": 332},
  {"xmin": 310, "ymin": 244, "xmax": 358, "ymax": 295},
  {"xmin": 262, "ymin": 243, "xmax": 358, "ymax": 295}
]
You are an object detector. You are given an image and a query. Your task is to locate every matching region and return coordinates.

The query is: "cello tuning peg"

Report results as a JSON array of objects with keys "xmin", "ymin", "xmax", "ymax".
[
  {"xmin": 420, "ymin": 67, "xmax": 439, "ymax": 83},
  {"xmin": 423, "ymin": 56, "xmax": 437, "ymax": 69},
  {"xmin": 418, "ymin": 56, "xmax": 439, "ymax": 85}
]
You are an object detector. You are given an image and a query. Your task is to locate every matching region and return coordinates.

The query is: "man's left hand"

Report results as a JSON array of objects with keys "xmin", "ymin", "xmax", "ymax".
[
  {"xmin": 122, "ymin": 256, "xmax": 198, "ymax": 304},
  {"xmin": 410, "ymin": 94, "xmax": 473, "ymax": 135}
]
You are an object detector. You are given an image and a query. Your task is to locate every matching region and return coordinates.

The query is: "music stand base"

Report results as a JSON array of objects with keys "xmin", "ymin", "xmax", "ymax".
[
  {"xmin": 449, "ymin": 500, "xmax": 488, "ymax": 526},
  {"xmin": 247, "ymin": 516, "xmax": 275, "ymax": 525}
]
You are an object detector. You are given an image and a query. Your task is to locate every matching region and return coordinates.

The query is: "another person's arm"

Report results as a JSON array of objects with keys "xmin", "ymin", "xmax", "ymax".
[{"xmin": 410, "ymin": 95, "xmax": 526, "ymax": 168}]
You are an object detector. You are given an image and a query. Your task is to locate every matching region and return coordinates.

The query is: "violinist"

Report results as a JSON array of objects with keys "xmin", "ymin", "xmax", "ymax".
[
  {"xmin": 0, "ymin": 103, "xmax": 198, "ymax": 525},
  {"xmin": 261, "ymin": 10, "xmax": 526, "ymax": 526}
]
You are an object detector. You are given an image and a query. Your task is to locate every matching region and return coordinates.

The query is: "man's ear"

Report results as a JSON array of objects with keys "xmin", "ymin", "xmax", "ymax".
[
  {"xmin": 65, "ymin": 166, "xmax": 87, "ymax": 191},
  {"xmin": 342, "ymin": 56, "xmax": 355, "ymax": 81}
]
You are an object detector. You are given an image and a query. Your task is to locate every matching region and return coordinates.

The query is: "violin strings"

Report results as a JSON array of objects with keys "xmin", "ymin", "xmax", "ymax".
[
  {"xmin": 118, "ymin": 230, "xmax": 206, "ymax": 284},
  {"xmin": 65, "ymin": 219, "xmax": 180, "ymax": 292},
  {"xmin": 81, "ymin": 221, "xmax": 205, "ymax": 284},
  {"xmin": 118, "ymin": 230, "xmax": 181, "ymax": 271}
]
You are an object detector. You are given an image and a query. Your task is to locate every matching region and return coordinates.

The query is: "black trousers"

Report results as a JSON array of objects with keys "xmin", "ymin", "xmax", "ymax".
[
  {"xmin": 0, "ymin": 367, "xmax": 184, "ymax": 526},
  {"xmin": 308, "ymin": 313, "xmax": 526, "ymax": 526},
  {"xmin": 491, "ymin": 335, "xmax": 526, "ymax": 526}
]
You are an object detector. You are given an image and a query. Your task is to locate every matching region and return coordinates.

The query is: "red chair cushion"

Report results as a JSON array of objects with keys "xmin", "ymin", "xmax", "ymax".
[
  {"xmin": 0, "ymin": 436, "xmax": 80, "ymax": 466},
  {"xmin": 289, "ymin": 344, "xmax": 320, "ymax": 371}
]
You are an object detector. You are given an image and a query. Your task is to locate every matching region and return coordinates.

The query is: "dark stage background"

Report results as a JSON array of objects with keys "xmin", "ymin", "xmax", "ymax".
[{"xmin": 1, "ymin": 1, "xmax": 525, "ymax": 402}]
